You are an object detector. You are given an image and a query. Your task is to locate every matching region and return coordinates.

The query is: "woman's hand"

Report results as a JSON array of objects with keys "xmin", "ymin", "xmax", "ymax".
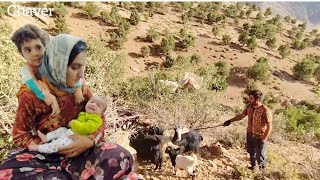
[{"xmin": 58, "ymin": 134, "xmax": 94, "ymax": 158}]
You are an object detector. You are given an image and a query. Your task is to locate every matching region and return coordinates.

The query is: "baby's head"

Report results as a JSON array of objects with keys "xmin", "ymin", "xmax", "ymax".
[
  {"xmin": 11, "ymin": 24, "xmax": 49, "ymax": 67},
  {"xmin": 85, "ymin": 96, "xmax": 107, "ymax": 115}
]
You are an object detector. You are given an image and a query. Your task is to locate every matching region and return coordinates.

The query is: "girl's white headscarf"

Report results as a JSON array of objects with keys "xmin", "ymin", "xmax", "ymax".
[{"xmin": 39, "ymin": 34, "xmax": 83, "ymax": 93}]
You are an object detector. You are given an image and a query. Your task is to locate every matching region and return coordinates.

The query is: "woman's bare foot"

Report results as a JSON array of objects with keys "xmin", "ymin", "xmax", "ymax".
[
  {"xmin": 38, "ymin": 130, "xmax": 48, "ymax": 143},
  {"xmin": 28, "ymin": 144, "xmax": 39, "ymax": 151}
]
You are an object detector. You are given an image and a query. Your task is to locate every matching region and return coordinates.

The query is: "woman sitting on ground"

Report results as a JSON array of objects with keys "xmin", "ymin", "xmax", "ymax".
[{"xmin": 0, "ymin": 34, "xmax": 135, "ymax": 180}]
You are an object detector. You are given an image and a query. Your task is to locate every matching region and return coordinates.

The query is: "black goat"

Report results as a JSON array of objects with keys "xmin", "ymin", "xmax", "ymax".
[
  {"xmin": 148, "ymin": 125, "xmax": 164, "ymax": 135},
  {"xmin": 129, "ymin": 128, "xmax": 162, "ymax": 170},
  {"xmin": 172, "ymin": 127, "xmax": 203, "ymax": 153}
]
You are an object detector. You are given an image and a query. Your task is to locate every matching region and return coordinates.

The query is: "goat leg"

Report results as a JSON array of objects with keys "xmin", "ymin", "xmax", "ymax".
[{"xmin": 172, "ymin": 166, "xmax": 176, "ymax": 175}]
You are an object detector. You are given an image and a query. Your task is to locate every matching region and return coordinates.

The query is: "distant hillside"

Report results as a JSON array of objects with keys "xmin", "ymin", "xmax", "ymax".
[{"xmin": 256, "ymin": 2, "xmax": 320, "ymax": 25}]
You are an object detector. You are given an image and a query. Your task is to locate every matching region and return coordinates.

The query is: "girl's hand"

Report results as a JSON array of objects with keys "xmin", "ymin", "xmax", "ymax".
[{"xmin": 58, "ymin": 134, "xmax": 94, "ymax": 158}]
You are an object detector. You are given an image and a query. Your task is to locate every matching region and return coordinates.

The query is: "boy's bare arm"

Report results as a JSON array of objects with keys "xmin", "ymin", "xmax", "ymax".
[
  {"xmin": 37, "ymin": 81, "xmax": 60, "ymax": 117},
  {"xmin": 74, "ymin": 87, "xmax": 84, "ymax": 104}
]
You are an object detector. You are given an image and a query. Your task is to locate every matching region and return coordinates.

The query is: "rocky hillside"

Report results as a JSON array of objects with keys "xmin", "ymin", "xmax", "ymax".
[{"xmin": 256, "ymin": 2, "xmax": 320, "ymax": 26}]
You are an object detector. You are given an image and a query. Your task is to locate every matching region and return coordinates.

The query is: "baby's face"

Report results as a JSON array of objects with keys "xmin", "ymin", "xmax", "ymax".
[
  {"xmin": 85, "ymin": 96, "xmax": 106, "ymax": 115},
  {"xmin": 20, "ymin": 38, "xmax": 44, "ymax": 67}
]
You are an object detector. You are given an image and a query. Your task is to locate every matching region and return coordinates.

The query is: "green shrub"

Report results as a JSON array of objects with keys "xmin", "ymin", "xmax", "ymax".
[
  {"xmin": 54, "ymin": 15, "xmax": 70, "ymax": 34},
  {"xmin": 130, "ymin": 9, "xmax": 140, "ymax": 25},
  {"xmin": 83, "ymin": 2, "xmax": 99, "ymax": 17},
  {"xmin": 263, "ymin": 92, "xmax": 280, "ymax": 109},
  {"xmin": 47, "ymin": 2, "xmax": 67, "ymax": 17},
  {"xmin": 313, "ymin": 37, "xmax": 320, "ymax": 46},
  {"xmin": 119, "ymin": 73, "xmax": 172, "ymax": 107},
  {"xmin": 198, "ymin": 64, "xmax": 228, "ymax": 92},
  {"xmin": 160, "ymin": 31, "xmax": 175, "ymax": 54},
  {"xmin": 238, "ymin": 31, "xmax": 249, "ymax": 46},
  {"xmin": 278, "ymin": 44, "xmax": 291, "ymax": 59},
  {"xmin": 292, "ymin": 39, "xmax": 301, "ymax": 50},
  {"xmin": 0, "ymin": 2, "xmax": 12, "ymax": 17},
  {"xmin": 293, "ymin": 58, "xmax": 315, "ymax": 80},
  {"xmin": 100, "ymin": 6, "xmax": 122, "ymax": 26},
  {"xmin": 109, "ymin": 32, "xmax": 126, "ymax": 49},
  {"xmin": 306, "ymin": 54, "xmax": 320, "ymax": 63},
  {"xmin": 86, "ymin": 38, "xmax": 125, "ymax": 96},
  {"xmin": 119, "ymin": 2, "xmax": 131, "ymax": 9},
  {"xmin": 182, "ymin": 34, "xmax": 196, "ymax": 51},
  {"xmin": 0, "ymin": 23, "xmax": 23, "ymax": 157},
  {"xmin": 314, "ymin": 65, "xmax": 320, "ymax": 84},
  {"xmin": 146, "ymin": 26, "xmax": 160, "ymax": 43},
  {"xmin": 248, "ymin": 57, "xmax": 270, "ymax": 81},
  {"xmin": 222, "ymin": 34, "xmax": 232, "ymax": 45},
  {"xmin": 264, "ymin": 7, "xmax": 272, "ymax": 16},
  {"xmin": 164, "ymin": 54, "xmax": 175, "ymax": 68},
  {"xmin": 256, "ymin": 11, "xmax": 263, "ymax": 20},
  {"xmin": 266, "ymin": 37, "xmax": 277, "ymax": 50},
  {"xmin": 190, "ymin": 54, "xmax": 201, "ymax": 65},
  {"xmin": 212, "ymin": 25, "xmax": 220, "ymax": 37},
  {"xmin": 207, "ymin": 12, "xmax": 223, "ymax": 25},
  {"xmin": 133, "ymin": 2, "xmax": 145, "ymax": 13},
  {"xmin": 64, "ymin": 2, "xmax": 80, "ymax": 8},
  {"xmin": 245, "ymin": 80, "xmax": 258, "ymax": 94},
  {"xmin": 247, "ymin": 35, "xmax": 258, "ymax": 52},
  {"xmin": 311, "ymin": 29, "xmax": 319, "ymax": 36},
  {"xmin": 284, "ymin": 106, "xmax": 320, "ymax": 139},
  {"xmin": 215, "ymin": 61, "xmax": 230, "ymax": 78},
  {"xmin": 181, "ymin": 13, "xmax": 189, "ymax": 24},
  {"xmin": 141, "ymin": 46, "xmax": 150, "ymax": 57},
  {"xmin": 284, "ymin": 16, "xmax": 291, "ymax": 23}
]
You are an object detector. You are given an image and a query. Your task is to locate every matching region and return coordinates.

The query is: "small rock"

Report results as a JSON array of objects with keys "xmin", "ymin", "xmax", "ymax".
[
  {"xmin": 208, "ymin": 160, "xmax": 218, "ymax": 171},
  {"xmin": 130, "ymin": 66, "xmax": 140, "ymax": 72},
  {"xmin": 273, "ymin": 86, "xmax": 280, "ymax": 91}
]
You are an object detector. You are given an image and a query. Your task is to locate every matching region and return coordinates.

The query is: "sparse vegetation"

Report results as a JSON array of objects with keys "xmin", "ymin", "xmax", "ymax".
[
  {"xmin": 130, "ymin": 9, "xmax": 141, "ymax": 26},
  {"xmin": 248, "ymin": 57, "xmax": 270, "ymax": 81},
  {"xmin": 141, "ymin": 46, "xmax": 150, "ymax": 57},
  {"xmin": 266, "ymin": 37, "xmax": 277, "ymax": 50},
  {"xmin": 222, "ymin": 34, "xmax": 232, "ymax": 45},
  {"xmin": 212, "ymin": 25, "xmax": 221, "ymax": 38},
  {"xmin": 0, "ymin": 2, "xmax": 11, "ymax": 17},
  {"xmin": 160, "ymin": 30, "xmax": 175, "ymax": 54},
  {"xmin": 146, "ymin": 26, "xmax": 160, "ymax": 43},
  {"xmin": 82, "ymin": 2, "xmax": 99, "ymax": 17},
  {"xmin": 54, "ymin": 15, "xmax": 70, "ymax": 34},
  {"xmin": 198, "ymin": 61, "xmax": 229, "ymax": 92},
  {"xmin": 284, "ymin": 105, "xmax": 320, "ymax": 141},
  {"xmin": 190, "ymin": 54, "xmax": 201, "ymax": 65},
  {"xmin": 293, "ymin": 58, "xmax": 315, "ymax": 80},
  {"xmin": 278, "ymin": 44, "xmax": 291, "ymax": 59}
]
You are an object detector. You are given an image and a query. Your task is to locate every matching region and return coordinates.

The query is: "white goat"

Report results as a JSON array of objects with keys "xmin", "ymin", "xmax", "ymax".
[{"xmin": 165, "ymin": 146, "xmax": 198, "ymax": 179}]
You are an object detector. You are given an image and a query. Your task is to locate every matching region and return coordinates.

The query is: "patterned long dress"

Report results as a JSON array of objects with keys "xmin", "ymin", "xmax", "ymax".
[{"xmin": 0, "ymin": 86, "xmax": 135, "ymax": 180}]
